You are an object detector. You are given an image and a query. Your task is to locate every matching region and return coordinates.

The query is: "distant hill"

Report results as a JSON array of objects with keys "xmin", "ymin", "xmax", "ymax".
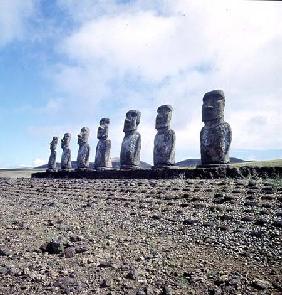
[
  {"xmin": 175, "ymin": 157, "xmax": 245, "ymax": 167},
  {"xmin": 111, "ymin": 157, "xmax": 151, "ymax": 169},
  {"xmin": 36, "ymin": 158, "xmax": 151, "ymax": 169}
]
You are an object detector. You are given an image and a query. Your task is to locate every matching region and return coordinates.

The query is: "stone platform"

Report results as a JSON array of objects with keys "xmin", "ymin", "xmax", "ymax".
[{"xmin": 31, "ymin": 166, "xmax": 282, "ymax": 179}]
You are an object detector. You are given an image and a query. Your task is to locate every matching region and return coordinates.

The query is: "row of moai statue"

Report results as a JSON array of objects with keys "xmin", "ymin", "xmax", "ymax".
[{"xmin": 47, "ymin": 90, "xmax": 232, "ymax": 171}]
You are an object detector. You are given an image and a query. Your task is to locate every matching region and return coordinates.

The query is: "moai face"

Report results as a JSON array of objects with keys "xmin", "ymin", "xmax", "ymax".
[
  {"xmin": 155, "ymin": 105, "xmax": 173, "ymax": 130},
  {"xmin": 50, "ymin": 137, "xmax": 58, "ymax": 150},
  {"xmin": 202, "ymin": 90, "xmax": 225, "ymax": 123},
  {"xmin": 61, "ymin": 133, "xmax": 71, "ymax": 149},
  {"xmin": 97, "ymin": 118, "xmax": 110, "ymax": 140},
  {"xmin": 123, "ymin": 110, "xmax": 141, "ymax": 133},
  {"xmin": 78, "ymin": 127, "xmax": 89, "ymax": 146}
]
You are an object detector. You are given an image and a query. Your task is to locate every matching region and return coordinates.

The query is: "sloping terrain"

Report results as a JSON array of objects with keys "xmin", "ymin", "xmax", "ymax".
[
  {"xmin": 0, "ymin": 177, "xmax": 281, "ymax": 294},
  {"xmin": 175, "ymin": 157, "xmax": 245, "ymax": 167}
]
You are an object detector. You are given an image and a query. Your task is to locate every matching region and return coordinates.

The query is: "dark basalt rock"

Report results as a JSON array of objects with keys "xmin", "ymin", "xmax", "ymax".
[
  {"xmin": 94, "ymin": 118, "xmax": 112, "ymax": 170},
  {"xmin": 153, "ymin": 105, "xmax": 175, "ymax": 168},
  {"xmin": 120, "ymin": 110, "xmax": 141, "ymax": 169},
  {"xmin": 61, "ymin": 133, "xmax": 72, "ymax": 171},
  {"xmin": 47, "ymin": 137, "xmax": 58, "ymax": 172},
  {"xmin": 200, "ymin": 90, "xmax": 232, "ymax": 166},
  {"xmin": 32, "ymin": 166, "xmax": 282, "ymax": 179},
  {"xmin": 77, "ymin": 127, "xmax": 90, "ymax": 170}
]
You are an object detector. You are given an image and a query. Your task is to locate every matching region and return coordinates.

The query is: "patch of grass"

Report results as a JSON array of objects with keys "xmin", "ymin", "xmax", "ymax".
[
  {"xmin": 0, "ymin": 168, "xmax": 44, "ymax": 178},
  {"xmin": 231, "ymin": 159, "xmax": 282, "ymax": 168}
]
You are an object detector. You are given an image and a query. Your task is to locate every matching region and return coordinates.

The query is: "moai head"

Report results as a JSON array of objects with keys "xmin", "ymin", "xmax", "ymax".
[
  {"xmin": 78, "ymin": 127, "xmax": 89, "ymax": 146},
  {"xmin": 97, "ymin": 118, "xmax": 110, "ymax": 140},
  {"xmin": 61, "ymin": 133, "xmax": 71, "ymax": 149},
  {"xmin": 202, "ymin": 90, "xmax": 225, "ymax": 123},
  {"xmin": 123, "ymin": 110, "xmax": 141, "ymax": 133},
  {"xmin": 50, "ymin": 137, "xmax": 58, "ymax": 150},
  {"xmin": 155, "ymin": 105, "xmax": 173, "ymax": 130}
]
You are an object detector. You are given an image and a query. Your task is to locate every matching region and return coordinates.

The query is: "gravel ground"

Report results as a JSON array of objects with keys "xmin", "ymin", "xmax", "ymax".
[{"xmin": 0, "ymin": 177, "xmax": 281, "ymax": 294}]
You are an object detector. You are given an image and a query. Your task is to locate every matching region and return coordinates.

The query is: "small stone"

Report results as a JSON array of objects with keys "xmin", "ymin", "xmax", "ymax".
[
  {"xmin": 0, "ymin": 267, "xmax": 8, "ymax": 275},
  {"xmin": 250, "ymin": 230, "xmax": 263, "ymax": 238},
  {"xmin": 100, "ymin": 278, "xmax": 112, "ymax": 288},
  {"xmin": 74, "ymin": 243, "xmax": 89, "ymax": 253},
  {"xmin": 252, "ymin": 278, "xmax": 272, "ymax": 290},
  {"xmin": 41, "ymin": 239, "xmax": 64, "ymax": 254},
  {"xmin": 160, "ymin": 285, "xmax": 172, "ymax": 295},
  {"xmin": 273, "ymin": 220, "xmax": 282, "ymax": 228},
  {"xmin": 64, "ymin": 247, "xmax": 76, "ymax": 258},
  {"xmin": 0, "ymin": 248, "xmax": 11, "ymax": 256},
  {"xmin": 241, "ymin": 215, "xmax": 254, "ymax": 222},
  {"xmin": 126, "ymin": 269, "xmax": 137, "ymax": 280},
  {"xmin": 254, "ymin": 218, "xmax": 267, "ymax": 226},
  {"xmin": 183, "ymin": 218, "xmax": 198, "ymax": 225},
  {"xmin": 99, "ymin": 261, "xmax": 113, "ymax": 268}
]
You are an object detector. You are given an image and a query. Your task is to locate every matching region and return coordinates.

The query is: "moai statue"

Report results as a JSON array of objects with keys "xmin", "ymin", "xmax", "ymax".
[
  {"xmin": 200, "ymin": 90, "xmax": 232, "ymax": 166},
  {"xmin": 61, "ymin": 133, "xmax": 72, "ymax": 170},
  {"xmin": 77, "ymin": 127, "xmax": 90, "ymax": 170},
  {"xmin": 120, "ymin": 110, "xmax": 141, "ymax": 169},
  {"xmin": 47, "ymin": 137, "xmax": 58, "ymax": 172},
  {"xmin": 153, "ymin": 105, "xmax": 176, "ymax": 168},
  {"xmin": 94, "ymin": 118, "xmax": 112, "ymax": 170}
]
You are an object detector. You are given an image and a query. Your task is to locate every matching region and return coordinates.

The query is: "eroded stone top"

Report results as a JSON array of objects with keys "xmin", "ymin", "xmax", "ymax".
[
  {"xmin": 61, "ymin": 133, "xmax": 71, "ymax": 149},
  {"xmin": 50, "ymin": 137, "xmax": 58, "ymax": 151},
  {"xmin": 97, "ymin": 118, "xmax": 110, "ymax": 140},
  {"xmin": 123, "ymin": 110, "xmax": 141, "ymax": 133},
  {"xmin": 78, "ymin": 127, "xmax": 89, "ymax": 146},
  {"xmin": 155, "ymin": 105, "xmax": 173, "ymax": 130},
  {"xmin": 202, "ymin": 90, "xmax": 225, "ymax": 123}
]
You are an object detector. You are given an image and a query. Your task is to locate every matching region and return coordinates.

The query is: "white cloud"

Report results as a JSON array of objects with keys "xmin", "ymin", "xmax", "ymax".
[
  {"xmin": 0, "ymin": 0, "xmax": 35, "ymax": 46},
  {"xmin": 32, "ymin": 158, "xmax": 46, "ymax": 167},
  {"xmin": 43, "ymin": 0, "xmax": 282, "ymax": 162}
]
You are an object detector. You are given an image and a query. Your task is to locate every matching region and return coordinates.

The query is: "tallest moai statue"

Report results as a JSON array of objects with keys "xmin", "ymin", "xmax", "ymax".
[{"xmin": 200, "ymin": 90, "xmax": 232, "ymax": 166}]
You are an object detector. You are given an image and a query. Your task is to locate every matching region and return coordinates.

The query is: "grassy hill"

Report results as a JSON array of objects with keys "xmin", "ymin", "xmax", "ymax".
[
  {"xmin": 231, "ymin": 159, "xmax": 282, "ymax": 167},
  {"xmin": 175, "ymin": 157, "xmax": 245, "ymax": 167}
]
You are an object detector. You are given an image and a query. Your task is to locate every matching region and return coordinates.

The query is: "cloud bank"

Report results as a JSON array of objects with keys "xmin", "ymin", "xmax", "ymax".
[
  {"xmin": 49, "ymin": 0, "xmax": 282, "ymax": 163},
  {"xmin": 0, "ymin": 0, "xmax": 35, "ymax": 46}
]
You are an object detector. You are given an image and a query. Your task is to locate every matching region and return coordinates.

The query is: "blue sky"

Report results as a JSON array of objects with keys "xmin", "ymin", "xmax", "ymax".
[{"xmin": 0, "ymin": 0, "xmax": 282, "ymax": 168}]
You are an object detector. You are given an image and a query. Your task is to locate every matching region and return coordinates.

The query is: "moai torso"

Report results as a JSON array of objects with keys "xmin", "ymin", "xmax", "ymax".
[
  {"xmin": 61, "ymin": 133, "xmax": 72, "ymax": 170},
  {"xmin": 77, "ymin": 127, "xmax": 90, "ymax": 170},
  {"xmin": 200, "ymin": 90, "xmax": 232, "ymax": 165},
  {"xmin": 120, "ymin": 110, "xmax": 141, "ymax": 169},
  {"xmin": 47, "ymin": 137, "xmax": 58, "ymax": 172},
  {"xmin": 153, "ymin": 105, "xmax": 175, "ymax": 167},
  {"xmin": 95, "ymin": 118, "xmax": 112, "ymax": 170}
]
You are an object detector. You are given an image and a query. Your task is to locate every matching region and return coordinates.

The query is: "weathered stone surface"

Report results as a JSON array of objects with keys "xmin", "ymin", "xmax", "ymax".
[
  {"xmin": 32, "ymin": 166, "xmax": 282, "ymax": 180},
  {"xmin": 200, "ymin": 90, "xmax": 232, "ymax": 166},
  {"xmin": 153, "ymin": 105, "xmax": 175, "ymax": 168},
  {"xmin": 1, "ymin": 177, "xmax": 282, "ymax": 294},
  {"xmin": 47, "ymin": 137, "xmax": 58, "ymax": 172},
  {"xmin": 61, "ymin": 133, "xmax": 72, "ymax": 170},
  {"xmin": 94, "ymin": 118, "xmax": 112, "ymax": 170},
  {"xmin": 77, "ymin": 127, "xmax": 90, "ymax": 170},
  {"xmin": 120, "ymin": 110, "xmax": 141, "ymax": 169}
]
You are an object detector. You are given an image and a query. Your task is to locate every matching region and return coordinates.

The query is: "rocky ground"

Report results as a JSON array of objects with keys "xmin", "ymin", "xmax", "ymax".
[{"xmin": 0, "ymin": 177, "xmax": 281, "ymax": 295}]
